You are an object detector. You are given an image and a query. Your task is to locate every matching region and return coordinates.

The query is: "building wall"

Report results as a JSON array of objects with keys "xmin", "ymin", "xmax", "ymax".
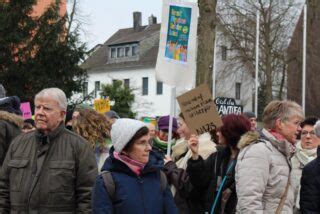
[
  {"xmin": 214, "ymin": 30, "xmax": 254, "ymax": 112},
  {"xmin": 287, "ymin": 1, "xmax": 320, "ymax": 117},
  {"xmin": 87, "ymin": 67, "xmax": 173, "ymax": 118}
]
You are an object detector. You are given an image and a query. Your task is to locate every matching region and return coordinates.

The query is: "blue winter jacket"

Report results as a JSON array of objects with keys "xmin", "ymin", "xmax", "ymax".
[{"xmin": 92, "ymin": 147, "xmax": 178, "ymax": 214}]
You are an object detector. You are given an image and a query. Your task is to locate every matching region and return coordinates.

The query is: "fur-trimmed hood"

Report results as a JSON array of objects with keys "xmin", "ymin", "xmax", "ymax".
[
  {"xmin": 238, "ymin": 131, "xmax": 260, "ymax": 150},
  {"xmin": 0, "ymin": 110, "xmax": 24, "ymax": 128}
]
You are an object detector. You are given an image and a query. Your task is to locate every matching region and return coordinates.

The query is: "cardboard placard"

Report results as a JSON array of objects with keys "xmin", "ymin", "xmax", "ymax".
[
  {"xmin": 93, "ymin": 98, "xmax": 110, "ymax": 114},
  {"xmin": 20, "ymin": 102, "xmax": 32, "ymax": 120},
  {"xmin": 177, "ymin": 84, "xmax": 222, "ymax": 135}
]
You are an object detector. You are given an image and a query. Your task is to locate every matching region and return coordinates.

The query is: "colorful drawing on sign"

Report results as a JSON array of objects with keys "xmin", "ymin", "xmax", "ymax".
[
  {"xmin": 165, "ymin": 5, "xmax": 191, "ymax": 62},
  {"xmin": 20, "ymin": 102, "xmax": 32, "ymax": 120}
]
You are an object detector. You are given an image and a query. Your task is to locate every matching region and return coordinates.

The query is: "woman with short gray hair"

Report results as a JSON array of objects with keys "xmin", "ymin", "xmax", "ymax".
[{"xmin": 236, "ymin": 100, "xmax": 304, "ymax": 213}]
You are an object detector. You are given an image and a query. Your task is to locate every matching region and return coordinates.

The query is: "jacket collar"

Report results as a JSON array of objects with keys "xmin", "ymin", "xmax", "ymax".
[
  {"xmin": 35, "ymin": 123, "xmax": 65, "ymax": 145},
  {"xmin": 238, "ymin": 129, "xmax": 293, "ymax": 158},
  {"xmin": 260, "ymin": 128, "xmax": 293, "ymax": 158},
  {"xmin": 102, "ymin": 146, "xmax": 161, "ymax": 176}
]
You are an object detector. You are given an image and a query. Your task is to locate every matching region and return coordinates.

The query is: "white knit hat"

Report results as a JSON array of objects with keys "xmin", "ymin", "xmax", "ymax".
[{"xmin": 111, "ymin": 118, "xmax": 147, "ymax": 152}]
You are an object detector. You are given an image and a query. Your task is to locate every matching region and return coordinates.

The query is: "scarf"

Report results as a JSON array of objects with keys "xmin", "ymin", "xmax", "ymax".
[
  {"xmin": 113, "ymin": 151, "xmax": 146, "ymax": 175},
  {"xmin": 295, "ymin": 141, "xmax": 317, "ymax": 167},
  {"xmin": 153, "ymin": 136, "xmax": 176, "ymax": 152}
]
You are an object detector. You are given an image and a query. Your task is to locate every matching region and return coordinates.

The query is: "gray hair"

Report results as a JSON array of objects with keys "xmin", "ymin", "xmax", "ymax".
[
  {"xmin": 314, "ymin": 120, "xmax": 320, "ymax": 138},
  {"xmin": 263, "ymin": 100, "xmax": 304, "ymax": 129},
  {"xmin": 35, "ymin": 88, "xmax": 67, "ymax": 110}
]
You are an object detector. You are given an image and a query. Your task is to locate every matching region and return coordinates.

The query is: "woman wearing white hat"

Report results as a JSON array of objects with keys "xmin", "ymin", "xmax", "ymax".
[{"xmin": 92, "ymin": 118, "xmax": 178, "ymax": 214}]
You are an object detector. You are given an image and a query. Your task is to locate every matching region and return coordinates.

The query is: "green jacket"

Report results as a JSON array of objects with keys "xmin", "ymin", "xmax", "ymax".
[{"xmin": 0, "ymin": 123, "xmax": 98, "ymax": 213}]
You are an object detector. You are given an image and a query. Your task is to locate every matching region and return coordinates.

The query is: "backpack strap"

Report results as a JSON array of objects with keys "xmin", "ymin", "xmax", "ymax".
[
  {"xmin": 102, "ymin": 169, "xmax": 167, "ymax": 201},
  {"xmin": 159, "ymin": 170, "xmax": 168, "ymax": 192},
  {"xmin": 101, "ymin": 170, "xmax": 116, "ymax": 202}
]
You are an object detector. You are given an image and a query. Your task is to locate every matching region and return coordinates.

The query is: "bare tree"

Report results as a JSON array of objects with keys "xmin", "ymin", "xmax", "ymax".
[{"xmin": 216, "ymin": 0, "xmax": 302, "ymax": 113}]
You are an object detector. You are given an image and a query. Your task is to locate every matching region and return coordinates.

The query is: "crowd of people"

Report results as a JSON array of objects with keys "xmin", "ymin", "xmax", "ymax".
[{"xmin": 0, "ymin": 84, "xmax": 319, "ymax": 214}]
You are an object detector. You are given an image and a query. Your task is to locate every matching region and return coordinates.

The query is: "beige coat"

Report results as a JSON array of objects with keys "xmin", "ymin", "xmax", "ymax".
[
  {"xmin": 235, "ymin": 129, "xmax": 294, "ymax": 214},
  {"xmin": 173, "ymin": 133, "xmax": 216, "ymax": 170}
]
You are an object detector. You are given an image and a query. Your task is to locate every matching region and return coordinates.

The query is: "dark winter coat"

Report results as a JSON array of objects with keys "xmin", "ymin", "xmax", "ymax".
[
  {"xmin": 0, "ymin": 123, "xmax": 98, "ymax": 213},
  {"xmin": 0, "ymin": 110, "xmax": 23, "ymax": 166},
  {"xmin": 164, "ymin": 161, "xmax": 205, "ymax": 214},
  {"xmin": 92, "ymin": 147, "xmax": 178, "ymax": 214},
  {"xmin": 187, "ymin": 146, "xmax": 237, "ymax": 214},
  {"xmin": 300, "ymin": 147, "xmax": 320, "ymax": 213}
]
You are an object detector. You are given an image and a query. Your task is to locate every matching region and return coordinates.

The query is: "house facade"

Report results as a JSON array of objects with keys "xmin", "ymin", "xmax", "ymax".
[{"xmin": 82, "ymin": 12, "xmax": 254, "ymax": 118}]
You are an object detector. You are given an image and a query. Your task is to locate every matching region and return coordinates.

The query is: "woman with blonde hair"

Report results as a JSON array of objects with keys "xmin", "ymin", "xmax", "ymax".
[{"xmin": 73, "ymin": 108, "xmax": 112, "ymax": 172}]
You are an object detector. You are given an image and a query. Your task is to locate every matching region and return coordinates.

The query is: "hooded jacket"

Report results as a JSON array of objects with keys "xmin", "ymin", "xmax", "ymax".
[
  {"xmin": 92, "ymin": 147, "xmax": 178, "ymax": 214},
  {"xmin": 235, "ymin": 129, "xmax": 294, "ymax": 213},
  {"xmin": 0, "ymin": 110, "xmax": 23, "ymax": 166}
]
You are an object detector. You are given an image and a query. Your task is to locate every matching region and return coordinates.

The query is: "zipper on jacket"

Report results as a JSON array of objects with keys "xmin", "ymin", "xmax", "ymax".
[{"xmin": 138, "ymin": 176, "xmax": 147, "ymax": 214}]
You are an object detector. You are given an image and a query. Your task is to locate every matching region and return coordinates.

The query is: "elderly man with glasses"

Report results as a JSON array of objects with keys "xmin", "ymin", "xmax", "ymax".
[
  {"xmin": 0, "ymin": 88, "xmax": 97, "ymax": 213},
  {"xmin": 291, "ymin": 117, "xmax": 319, "ymax": 213}
]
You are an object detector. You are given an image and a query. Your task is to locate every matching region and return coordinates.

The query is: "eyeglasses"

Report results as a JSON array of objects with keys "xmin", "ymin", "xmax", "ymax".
[{"xmin": 301, "ymin": 130, "xmax": 316, "ymax": 137}]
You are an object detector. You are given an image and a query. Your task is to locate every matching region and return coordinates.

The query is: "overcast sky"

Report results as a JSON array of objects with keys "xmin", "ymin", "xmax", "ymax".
[{"xmin": 74, "ymin": 0, "xmax": 162, "ymax": 49}]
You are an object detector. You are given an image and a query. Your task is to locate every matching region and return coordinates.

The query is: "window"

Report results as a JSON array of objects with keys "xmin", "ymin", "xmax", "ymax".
[
  {"xmin": 142, "ymin": 77, "xmax": 148, "ymax": 95},
  {"xmin": 110, "ymin": 48, "xmax": 116, "ymax": 58},
  {"xmin": 94, "ymin": 81, "xmax": 100, "ymax": 98},
  {"xmin": 109, "ymin": 44, "xmax": 139, "ymax": 59},
  {"xmin": 132, "ymin": 45, "xmax": 139, "ymax": 56},
  {"xmin": 124, "ymin": 79, "xmax": 130, "ymax": 88},
  {"xmin": 83, "ymin": 82, "xmax": 88, "ymax": 97},
  {"xmin": 221, "ymin": 46, "xmax": 227, "ymax": 61},
  {"xmin": 235, "ymin": 82, "xmax": 241, "ymax": 100},
  {"xmin": 156, "ymin": 81, "xmax": 163, "ymax": 95},
  {"xmin": 125, "ymin": 47, "xmax": 131, "ymax": 57},
  {"xmin": 117, "ymin": 47, "xmax": 124, "ymax": 58}
]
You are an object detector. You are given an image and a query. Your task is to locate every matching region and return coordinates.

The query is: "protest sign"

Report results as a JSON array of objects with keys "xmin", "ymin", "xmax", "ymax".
[
  {"xmin": 177, "ymin": 84, "xmax": 222, "ymax": 135},
  {"xmin": 156, "ymin": 0, "xmax": 198, "ymax": 87},
  {"xmin": 20, "ymin": 102, "xmax": 32, "ymax": 120},
  {"xmin": 93, "ymin": 98, "xmax": 110, "ymax": 114},
  {"xmin": 214, "ymin": 97, "xmax": 243, "ymax": 115}
]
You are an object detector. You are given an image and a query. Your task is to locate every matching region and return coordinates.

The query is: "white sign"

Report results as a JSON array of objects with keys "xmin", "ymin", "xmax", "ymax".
[{"xmin": 155, "ymin": 0, "xmax": 199, "ymax": 87}]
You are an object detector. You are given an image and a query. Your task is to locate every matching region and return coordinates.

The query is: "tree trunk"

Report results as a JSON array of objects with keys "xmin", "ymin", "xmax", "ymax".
[{"xmin": 196, "ymin": 0, "xmax": 217, "ymax": 90}]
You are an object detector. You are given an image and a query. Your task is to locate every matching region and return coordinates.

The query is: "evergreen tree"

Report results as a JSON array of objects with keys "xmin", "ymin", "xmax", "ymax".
[
  {"xmin": 100, "ymin": 80, "xmax": 136, "ymax": 118},
  {"xmin": 0, "ymin": 0, "xmax": 87, "ymax": 102}
]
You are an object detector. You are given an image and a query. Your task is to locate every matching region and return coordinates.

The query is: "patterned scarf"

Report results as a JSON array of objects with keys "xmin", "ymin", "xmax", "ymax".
[
  {"xmin": 153, "ymin": 136, "xmax": 176, "ymax": 152},
  {"xmin": 113, "ymin": 151, "xmax": 146, "ymax": 175}
]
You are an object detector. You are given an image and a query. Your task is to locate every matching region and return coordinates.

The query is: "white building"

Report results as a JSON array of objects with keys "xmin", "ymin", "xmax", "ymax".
[{"xmin": 81, "ymin": 12, "xmax": 254, "ymax": 119}]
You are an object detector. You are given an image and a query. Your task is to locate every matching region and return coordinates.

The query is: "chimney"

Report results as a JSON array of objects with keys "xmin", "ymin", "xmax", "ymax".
[
  {"xmin": 148, "ymin": 15, "xmax": 157, "ymax": 25},
  {"xmin": 133, "ymin": 11, "xmax": 142, "ymax": 31}
]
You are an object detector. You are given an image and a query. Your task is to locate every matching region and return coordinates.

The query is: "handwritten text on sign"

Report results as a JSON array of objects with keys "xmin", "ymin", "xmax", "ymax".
[{"xmin": 177, "ymin": 84, "xmax": 222, "ymax": 135}]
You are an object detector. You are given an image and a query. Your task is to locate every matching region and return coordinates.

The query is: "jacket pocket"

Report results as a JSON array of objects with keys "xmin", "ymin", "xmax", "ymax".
[
  {"xmin": 48, "ymin": 161, "xmax": 75, "ymax": 193},
  {"xmin": 8, "ymin": 159, "xmax": 29, "ymax": 192}
]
